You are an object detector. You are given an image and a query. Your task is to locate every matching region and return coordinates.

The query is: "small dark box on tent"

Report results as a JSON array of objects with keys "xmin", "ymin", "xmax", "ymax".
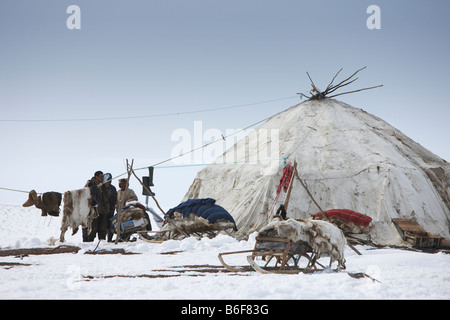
[
  {"xmin": 142, "ymin": 167, "xmax": 155, "ymax": 196},
  {"xmin": 142, "ymin": 177, "xmax": 155, "ymax": 196}
]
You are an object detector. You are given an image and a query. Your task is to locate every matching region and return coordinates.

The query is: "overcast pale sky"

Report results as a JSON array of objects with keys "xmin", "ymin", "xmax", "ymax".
[{"xmin": 1, "ymin": 0, "xmax": 449, "ymax": 210}]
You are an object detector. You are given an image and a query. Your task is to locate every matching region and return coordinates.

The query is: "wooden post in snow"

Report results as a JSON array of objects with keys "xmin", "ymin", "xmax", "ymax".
[
  {"xmin": 294, "ymin": 164, "xmax": 362, "ymax": 255},
  {"xmin": 294, "ymin": 167, "xmax": 325, "ymax": 215}
]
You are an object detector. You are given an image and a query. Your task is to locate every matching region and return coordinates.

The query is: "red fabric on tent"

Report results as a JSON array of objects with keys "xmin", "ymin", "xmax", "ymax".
[
  {"xmin": 276, "ymin": 162, "xmax": 294, "ymax": 195},
  {"xmin": 311, "ymin": 209, "xmax": 372, "ymax": 226}
]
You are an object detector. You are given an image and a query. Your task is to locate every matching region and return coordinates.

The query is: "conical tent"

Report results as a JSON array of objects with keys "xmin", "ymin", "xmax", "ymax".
[{"xmin": 184, "ymin": 99, "xmax": 450, "ymax": 246}]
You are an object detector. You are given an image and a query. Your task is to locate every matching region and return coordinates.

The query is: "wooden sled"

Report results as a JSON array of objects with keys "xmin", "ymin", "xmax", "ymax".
[
  {"xmin": 138, "ymin": 215, "xmax": 236, "ymax": 243},
  {"xmin": 219, "ymin": 236, "xmax": 380, "ymax": 281},
  {"xmin": 218, "ymin": 236, "xmax": 326, "ymax": 274},
  {"xmin": 392, "ymin": 218, "xmax": 444, "ymax": 248}
]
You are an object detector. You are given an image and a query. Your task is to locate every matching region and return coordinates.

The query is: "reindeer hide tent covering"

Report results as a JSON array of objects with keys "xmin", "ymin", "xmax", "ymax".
[{"xmin": 184, "ymin": 99, "xmax": 450, "ymax": 246}]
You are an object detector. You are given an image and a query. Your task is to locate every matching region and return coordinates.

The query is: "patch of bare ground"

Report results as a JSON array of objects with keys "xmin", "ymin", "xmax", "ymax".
[
  {"xmin": 0, "ymin": 262, "xmax": 32, "ymax": 269},
  {"xmin": 0, "ymin": 245, "xmax": 139, "ymax": 257},
  {"xmin": 82, "ymin": 265, "xmax": 251, "ymax": 280},
  {"xmin": 0, "ymin": 245, "xmax": 81, "ymax": 257}
]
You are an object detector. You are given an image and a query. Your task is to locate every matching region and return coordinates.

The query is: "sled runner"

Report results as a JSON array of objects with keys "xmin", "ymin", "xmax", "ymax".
[
  {"xmin": 218, "ymin": 235, "xmax": 325, "ymax": 274},
  {"xmin": 218, "ymin": 215, "xmax": 350, "ymax": 274},
  {"xmin": 138, "ymin": 198, "xmax": 237, "ymax": 242}
]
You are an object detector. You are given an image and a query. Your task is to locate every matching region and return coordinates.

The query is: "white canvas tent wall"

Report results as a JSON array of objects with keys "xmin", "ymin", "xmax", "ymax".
[{"xmin": 184, "ymin": 99, "xmax": 450, "ymax": 246}]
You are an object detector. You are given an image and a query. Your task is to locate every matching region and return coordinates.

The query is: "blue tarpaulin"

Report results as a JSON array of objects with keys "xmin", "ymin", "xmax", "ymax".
[{"xmin": 166, "ymin": 198, "xmax": 237, "ymax": 231}]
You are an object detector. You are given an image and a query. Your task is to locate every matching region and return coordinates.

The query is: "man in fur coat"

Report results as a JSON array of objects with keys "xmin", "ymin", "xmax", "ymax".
[
  {"xmin": 116, "ymin": 178, "xmax": 138, "ymax": 212},
  {"xmin": 116, "ymin": 178, "xmax": 152, "ymax": 234},
  {"xmin": 83, "ymin": 171, "xmax": 110, "ymax": 242},
  {"xmin": 103, "ymin": 173, "xmax": 117, "ymax": 242}
]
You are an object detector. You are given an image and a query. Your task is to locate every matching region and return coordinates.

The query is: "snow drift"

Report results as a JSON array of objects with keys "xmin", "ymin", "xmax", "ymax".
[
  {"xmin": 1, "ymin": 204, "xmax": 449, "ymax": 300},
  {"xmin": 184, "ymin": 99, "xmax": 450, "ymax": 246}
]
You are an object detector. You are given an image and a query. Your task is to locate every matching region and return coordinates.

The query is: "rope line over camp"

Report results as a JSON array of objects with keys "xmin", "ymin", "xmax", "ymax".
[{"xmin": 0, "ymin": 95, "xmax": 298, "ymax": 123}]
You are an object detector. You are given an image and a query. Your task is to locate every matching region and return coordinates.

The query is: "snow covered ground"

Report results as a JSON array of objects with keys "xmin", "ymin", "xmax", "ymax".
[{"xmin": 0, "ymin": 204, "xmax": 449, "ymax": 300}]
